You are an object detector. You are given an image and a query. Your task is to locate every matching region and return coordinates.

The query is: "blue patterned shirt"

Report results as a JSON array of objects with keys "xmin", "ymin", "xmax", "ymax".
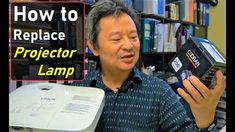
[{"xmin": 70, "ymin": 67, "xmax": 200, "ymax": 132}]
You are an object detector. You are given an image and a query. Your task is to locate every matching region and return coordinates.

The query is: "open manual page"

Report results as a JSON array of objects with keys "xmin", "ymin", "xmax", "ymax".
[{"xmin": 9, "ymin": 83, "xmax": 105, "ymax": 132}]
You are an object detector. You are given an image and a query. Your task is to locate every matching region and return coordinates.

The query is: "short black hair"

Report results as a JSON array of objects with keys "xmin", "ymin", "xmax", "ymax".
[{"xmin": 86, "ymin": 0, "xmax": 140, "ymax": 48}]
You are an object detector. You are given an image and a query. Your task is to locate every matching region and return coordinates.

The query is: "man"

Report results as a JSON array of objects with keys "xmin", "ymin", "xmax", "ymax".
[{"xmin": 71, "ymin": 0, "xmax": 225, "ymax": 131}]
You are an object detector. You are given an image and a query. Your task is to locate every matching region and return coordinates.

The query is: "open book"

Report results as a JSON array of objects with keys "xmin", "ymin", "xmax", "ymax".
[{"xmin": 9, "ymin": 83, "xmax": 105, "ymax": 132}]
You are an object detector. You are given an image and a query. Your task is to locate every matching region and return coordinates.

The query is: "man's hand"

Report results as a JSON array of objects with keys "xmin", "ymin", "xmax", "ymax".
[{"xmin": 177, "ymin": 70, "xmax": 225, "ymax": 128}]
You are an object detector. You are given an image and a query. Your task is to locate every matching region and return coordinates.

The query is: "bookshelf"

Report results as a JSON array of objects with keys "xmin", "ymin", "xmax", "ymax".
[
  {"xmin": 83, "ymin": 0, "xmax": 210, "ymax": 78},
  {"xmin": 137, "ymin": 0, "xmax": 209, "ymax": 77},
  {"xmin": 138, "ymin": 13, "xmax": 208, "ymax": 74},
  {"xmin": 141, "ymin": 12, "xmax": 208, "ymax": 29},
  {"xmin": 135, "ymin": 1, "xmax": 226, "ymax": 131}
]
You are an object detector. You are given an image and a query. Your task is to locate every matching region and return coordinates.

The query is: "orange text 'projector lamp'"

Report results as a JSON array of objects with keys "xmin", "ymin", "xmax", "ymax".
[{"xmin": 9, "ymin": 83, "xmax": 105, "ymax": 132}]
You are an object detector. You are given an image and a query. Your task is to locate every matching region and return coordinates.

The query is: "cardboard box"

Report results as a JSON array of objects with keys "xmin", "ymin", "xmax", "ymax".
[{"xmin": 169, "ymin": 37, "xmax": 226, "ymax": 88}]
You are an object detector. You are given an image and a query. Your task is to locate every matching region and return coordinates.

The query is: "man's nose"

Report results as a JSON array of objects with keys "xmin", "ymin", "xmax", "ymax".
[{"xmin": 122, "ymin": 38, "xmax": 133, "ymax": 51}]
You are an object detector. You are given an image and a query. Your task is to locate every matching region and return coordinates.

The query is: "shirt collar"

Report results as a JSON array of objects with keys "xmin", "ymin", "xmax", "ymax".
[
  {"xmin": 132, "ymin": 67, "xmax": 143, "ymax": 83},
  {"xmin": 87, "ymin": 67, "xmax": 142, "ymax": 91}
]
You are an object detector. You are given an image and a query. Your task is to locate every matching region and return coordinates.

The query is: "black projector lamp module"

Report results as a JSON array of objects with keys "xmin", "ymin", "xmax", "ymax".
[{"xmin": 169, "ymin": 37, "xmax": 226, "ymax": 88}]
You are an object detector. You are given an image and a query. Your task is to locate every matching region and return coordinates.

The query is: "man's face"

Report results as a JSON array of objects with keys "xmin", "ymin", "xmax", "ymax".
[{"xmin": 93, "ymin": 13, "xmax": 140, "ymax": 71}]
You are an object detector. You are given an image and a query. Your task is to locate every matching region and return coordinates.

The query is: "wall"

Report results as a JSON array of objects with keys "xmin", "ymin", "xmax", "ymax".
[{"xmin": 208, "ymin": 0, "xmax": 226, "ymax": 56}]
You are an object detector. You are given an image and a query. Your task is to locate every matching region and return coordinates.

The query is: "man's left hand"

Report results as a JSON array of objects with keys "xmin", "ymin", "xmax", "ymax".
[{"xmin": 177, "ymin": 70, "xmax": 225, "ymax": 128}]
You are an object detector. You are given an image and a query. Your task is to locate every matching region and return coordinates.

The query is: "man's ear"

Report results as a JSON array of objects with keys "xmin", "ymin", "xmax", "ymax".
[{"xmin": 87, "ymin": 40, "xmax": 99, "ymax": 56}]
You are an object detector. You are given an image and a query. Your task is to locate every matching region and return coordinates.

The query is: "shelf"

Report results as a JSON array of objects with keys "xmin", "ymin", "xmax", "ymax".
[
  {"xmin": 11, "ymin": 58, "xmax": 29, "ymax": 64},
  {"xmin": 85, "ymin": 54, "xmax": 98, "ymax": 58},
  {"xmin": 140, "ymin": 13, "xmax": 207, "ymax": 27},
  {"xmin": 142, "ymin": 52, "xmax": 176, "ymax": 55}
]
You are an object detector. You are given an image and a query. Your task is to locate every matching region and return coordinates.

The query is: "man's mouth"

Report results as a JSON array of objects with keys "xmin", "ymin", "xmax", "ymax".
[
  {"xmin": 121, "ymin": 53, "xmax": 134, "ymax": 63},
  {"xmin": 121, "ymin": 54, "xmax": 134, "ymax": 58}
]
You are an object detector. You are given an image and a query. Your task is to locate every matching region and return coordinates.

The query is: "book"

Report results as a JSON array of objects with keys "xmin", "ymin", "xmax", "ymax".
[
  {"xmin": 204, "ymin": 3, "xmax": 210, "ymax": 26},
  {"xmin": 165, "ymin": 3, "xmax": 177, "ymax": 20},
  {"xmin": 158, "ymin": 0, "xmax": 165, "ymax": 16},
  {"xmin": 143, "ymin": 0, "xmax": 158, "ymax": 15},
  {"xmin": 189, "ymin": 0, "xmax": 194, "ymax": 23},
  {"xmin": 194, "ymin": 25, "xmax": 206, "ymax": 38},
  {"xmin": 133, "ymin": 0, "xmax": 144, "ymax": 12},
  {"xmin": 75, "ymin": 15, "xmax": 84, "ymax": 54},
  {"xmin": 163, "ymin": 23, "xmax": 177, "ymax": 52},
  {"xmin": 156, "ymin": 23, "xmax": 164, "ymax": 52},
  {"xmin": 141, "ymin": 18, "xmax": 155, "ymax": 53}
]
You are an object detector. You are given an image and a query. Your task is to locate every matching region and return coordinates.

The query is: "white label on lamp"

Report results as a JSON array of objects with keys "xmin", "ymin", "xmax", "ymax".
[{"xmin": 171, "ymin": 57, "xmax": 182, "ymax": 72}]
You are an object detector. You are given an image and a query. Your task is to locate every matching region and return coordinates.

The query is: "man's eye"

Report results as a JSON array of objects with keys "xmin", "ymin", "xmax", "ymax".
[
  {"xmin": 112, "ymin": 39, "xmax": 121, "ymax": 41},
  {"xmin": 130, "ymin": 36, "xmax": 137, "ymax": 40}
]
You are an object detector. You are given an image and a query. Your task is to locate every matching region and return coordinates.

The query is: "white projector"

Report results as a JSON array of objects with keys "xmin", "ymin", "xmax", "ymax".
[{"xmin": 9, "ymin": 83, "xmax": 105, "ymax": 132}]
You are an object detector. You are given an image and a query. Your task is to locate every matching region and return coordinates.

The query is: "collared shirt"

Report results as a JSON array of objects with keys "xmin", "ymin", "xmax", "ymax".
[{"xmin": 70, "ymin": 67, "xmax": 199, "ymax": 132}]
